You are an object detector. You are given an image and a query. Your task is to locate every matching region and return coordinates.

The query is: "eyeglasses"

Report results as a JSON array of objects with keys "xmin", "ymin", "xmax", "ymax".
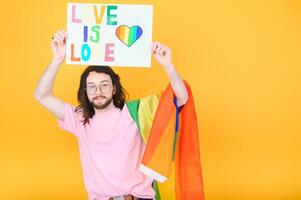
[{"xmin": 86, "ymin": 84, "xmax": 112, "ymax": 94}]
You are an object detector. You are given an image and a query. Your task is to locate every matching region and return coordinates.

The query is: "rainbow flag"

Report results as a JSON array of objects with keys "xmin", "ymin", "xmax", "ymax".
[{"xmin": 127, "ymin": 81, "xmax": 205, "ymax": 200}]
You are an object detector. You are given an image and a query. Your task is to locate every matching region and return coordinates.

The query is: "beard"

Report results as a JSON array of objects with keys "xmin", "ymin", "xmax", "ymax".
[{"xmin": 90, "ymin": 95, "xmax": 113, "ymax": 109}]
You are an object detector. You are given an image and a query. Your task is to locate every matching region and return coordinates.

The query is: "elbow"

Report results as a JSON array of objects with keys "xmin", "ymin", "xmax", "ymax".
[
  {"xmin": 182, "ymin": 95, "xmax": 189, "ymax": 105},
  {"xmin": 34, "ymin": 91, "xmax": 42, "ymax": 102},
  {"xmin": 182, "ymin": 89, "xmax": 189, "ymax": 105},
  {"xmin": 177, "ymin": 94, "xmax": 189, "ymax": 107},
  {"xmin": 34, "ymin": 90, "xmax": 46, "ymax": 103}
]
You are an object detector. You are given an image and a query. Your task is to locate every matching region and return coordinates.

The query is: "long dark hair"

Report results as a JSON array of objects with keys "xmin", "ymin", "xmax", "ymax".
[{"xmin": 75, "ymin": 65, "xmax": 129, "ymax": 125}]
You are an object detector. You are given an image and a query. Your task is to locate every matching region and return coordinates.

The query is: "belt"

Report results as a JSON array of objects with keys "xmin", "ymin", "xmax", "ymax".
[{"xmin": 109, "ymin": 194, "xmax": 152, "ymax": 200}]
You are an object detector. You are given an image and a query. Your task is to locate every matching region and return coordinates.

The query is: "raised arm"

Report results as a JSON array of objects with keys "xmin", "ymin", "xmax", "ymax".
[
  {"xmin": 152, "ymin": 41, "xmax": 188, "ymax": 107},
  {"xmin": 34, "ymin": 30, "xmax": 68, "ymax": 120}
]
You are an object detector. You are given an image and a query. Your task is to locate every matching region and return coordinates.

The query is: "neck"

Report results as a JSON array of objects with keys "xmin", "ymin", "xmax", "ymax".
[{"xmin": 94, "ymin": 100, "xmax": 115, "ymax": 114}]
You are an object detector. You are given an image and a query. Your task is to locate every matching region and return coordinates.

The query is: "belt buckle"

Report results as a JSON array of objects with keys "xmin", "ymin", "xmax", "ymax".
[{"xmin": 113, "ymin": 196, "xmax": 125, "ymax": 200}]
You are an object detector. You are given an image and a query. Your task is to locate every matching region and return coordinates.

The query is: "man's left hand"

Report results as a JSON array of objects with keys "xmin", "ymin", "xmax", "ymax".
[{"xmin": 152, "ymin": 41, "xmax": 173, "ymax": 69}]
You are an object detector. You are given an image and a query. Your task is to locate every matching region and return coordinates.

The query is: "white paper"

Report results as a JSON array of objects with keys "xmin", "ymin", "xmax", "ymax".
[{"xmin": 66, "ymin": 3, "xmax": 153, "ymax": 67}]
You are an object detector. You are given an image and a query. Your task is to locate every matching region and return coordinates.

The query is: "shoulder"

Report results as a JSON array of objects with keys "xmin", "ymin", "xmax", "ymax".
[{"xmin": 64, "ymin": 103, "xmax": 85, "ymax": 122}]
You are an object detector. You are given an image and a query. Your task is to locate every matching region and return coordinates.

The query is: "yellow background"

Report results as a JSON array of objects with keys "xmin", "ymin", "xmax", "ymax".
[{"xmin": 1, "ymin": 0, "xmax": 300, "ymax": 199}]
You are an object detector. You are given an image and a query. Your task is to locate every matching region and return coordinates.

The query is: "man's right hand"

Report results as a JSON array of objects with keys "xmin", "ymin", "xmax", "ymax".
[{"xmin": 51, "ymin": 30, "xmax": 68, "ymax": 62}]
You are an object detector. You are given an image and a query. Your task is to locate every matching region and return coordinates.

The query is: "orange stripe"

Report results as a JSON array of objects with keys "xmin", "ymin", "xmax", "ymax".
[
  {"xmin": 141, "ymin": 85, "xmax": 175, "ymax": 164},
  {"xmin": 142, "ymin": 113, "xmax": 175, "ymax": 177},
  {"xmin": 119, "ymin": 27, "xmax": 125, "ymax": 41}
]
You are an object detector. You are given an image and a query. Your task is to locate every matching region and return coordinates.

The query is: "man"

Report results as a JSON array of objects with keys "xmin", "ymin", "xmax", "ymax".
[{"xmin": 34, "ymin": 30, "xmax": 188, "ymax": 200}]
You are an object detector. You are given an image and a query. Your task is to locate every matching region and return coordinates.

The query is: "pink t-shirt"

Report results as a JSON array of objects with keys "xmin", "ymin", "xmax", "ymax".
[{"xmin": 58, "ymin": 103, "xmax": 155, "ymax": 200}]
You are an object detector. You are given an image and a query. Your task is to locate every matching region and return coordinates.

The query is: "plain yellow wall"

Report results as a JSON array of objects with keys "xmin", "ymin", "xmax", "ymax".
[{"xmin": 0, "ymin": 0, "xmax": 300, "ymax": 199}]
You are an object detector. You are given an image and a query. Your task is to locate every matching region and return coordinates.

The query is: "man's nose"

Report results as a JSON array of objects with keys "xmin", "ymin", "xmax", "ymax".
[{"xmin": 95, "ymin": 86, "xmax": 103, "ymax": 94}]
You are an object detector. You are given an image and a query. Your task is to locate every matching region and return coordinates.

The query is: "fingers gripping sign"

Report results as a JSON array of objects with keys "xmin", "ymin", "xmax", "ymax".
[
  {"xmin": 51, "ymin": 30, "xmax": 68, "ymax": 63},
  {"xmin": 152, "ymin": 41, "xmax": 172, "ymax": 68}
]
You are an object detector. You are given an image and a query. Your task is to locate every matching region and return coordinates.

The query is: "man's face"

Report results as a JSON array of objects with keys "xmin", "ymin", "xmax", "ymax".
[{"xmin": 86, "ymin": 72, "xmax": 115, "ymax": 109}]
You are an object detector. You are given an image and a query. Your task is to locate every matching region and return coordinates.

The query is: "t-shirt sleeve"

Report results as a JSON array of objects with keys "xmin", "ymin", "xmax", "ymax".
[{"xmin": 57, "ymin": 103, "xmax": 82, "ymax": 138}]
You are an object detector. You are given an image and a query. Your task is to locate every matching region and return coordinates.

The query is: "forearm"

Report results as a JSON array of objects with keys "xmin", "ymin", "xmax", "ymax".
[
  {"xmin": 164, "ymin": 64, "xmax": 188, "ymax": 106},
  {"xmin": 34, "ymin": 59, "xmax": 63, "ymax": 99}
]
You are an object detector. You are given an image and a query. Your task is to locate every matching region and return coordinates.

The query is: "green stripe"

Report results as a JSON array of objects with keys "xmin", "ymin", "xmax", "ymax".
[
  {"xmin": 172, "ymin": 130, "xmax": 178, "ymax": 162},
  {"xmin": 128, "ymin": 26, "xmax": 137, "ymax": 46},
  {"xmin": 126, "ymin": 99, "xmax": 141, "ymax": 131},
  {"xmin": 153, "ymin": 180, "xmax": 162, "ymax": 200}
]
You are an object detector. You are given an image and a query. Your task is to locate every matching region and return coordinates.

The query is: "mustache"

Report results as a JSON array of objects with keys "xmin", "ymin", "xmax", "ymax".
[{"xmin": 93, "ymin": 95, "xmax": 106, "ymax": 100}]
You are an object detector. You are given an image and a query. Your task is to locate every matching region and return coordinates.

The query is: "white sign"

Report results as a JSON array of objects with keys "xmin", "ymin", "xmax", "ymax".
[{"xmin": 66, "ymin": 3, "xmax": 153, "ymax": 67}]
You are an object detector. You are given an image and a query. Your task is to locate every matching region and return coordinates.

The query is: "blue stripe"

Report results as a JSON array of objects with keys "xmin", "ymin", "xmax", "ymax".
[{"xmin": 172, "ymin": 97, "xmax": 179, "ymax": 162}]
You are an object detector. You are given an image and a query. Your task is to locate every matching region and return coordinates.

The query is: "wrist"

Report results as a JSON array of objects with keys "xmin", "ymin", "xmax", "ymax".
[
  {"xmin": 51, "ymin": 57, "xmax": 64, "ymax": 65},
  {"xmin": 163, "ymin": 63, "xmax": 174, "ymax": 70},
  {"xmin": 163, "ymin": 63, "xmax": 178, "ymax": 79}
]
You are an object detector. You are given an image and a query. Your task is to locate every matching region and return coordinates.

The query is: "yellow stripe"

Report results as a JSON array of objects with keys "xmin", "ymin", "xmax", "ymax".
[
  {"xmin": 123, "ymin": 27, "xmax": 129, "ymax": 44},
  {"xmin": 137, "ymin": 94, "xmax": 160, "ymax": 144},
  {"xmin": 157, "ymin": 163, "xmax": 176, "ymax": 200}
]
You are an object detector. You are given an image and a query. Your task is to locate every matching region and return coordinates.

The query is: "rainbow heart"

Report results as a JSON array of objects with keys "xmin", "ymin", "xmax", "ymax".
[{"xmin": 115, "ymin": 25, "xmax": 143, "ymax": 47}]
